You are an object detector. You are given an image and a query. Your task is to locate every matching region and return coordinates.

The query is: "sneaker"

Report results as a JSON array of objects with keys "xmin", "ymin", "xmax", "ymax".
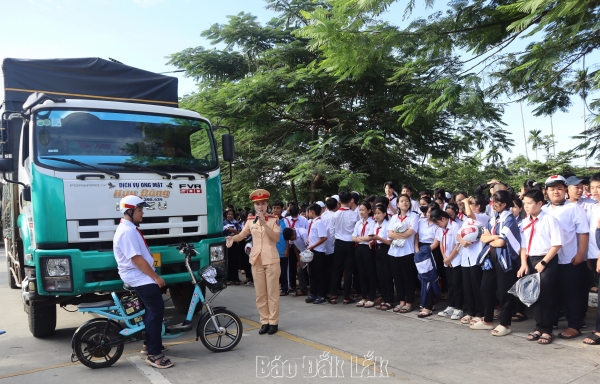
[
  {"xmin": 305, "ymin": 294, "xmax": 317, "ymax": 303},
  {"xmin": 450, "ymin": 309, "xmax": 464, "ymax": 320},
  {"xmin": 437, "ymin": 306, "xmax": 454, "ymax": 317},
  {"xmin": 313, "ymin": 296, "xmax": 326, "ymax": 304}
]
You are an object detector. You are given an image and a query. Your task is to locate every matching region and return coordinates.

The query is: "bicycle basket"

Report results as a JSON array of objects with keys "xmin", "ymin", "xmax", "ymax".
[{"xmin": 199, "ymin": 265, "xmax": 227, "ymax": 293}]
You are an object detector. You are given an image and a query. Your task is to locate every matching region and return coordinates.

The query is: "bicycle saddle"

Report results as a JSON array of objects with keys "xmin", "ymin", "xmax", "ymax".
[{"xmin": 123, "ymin": 283, "xmax": 135, "ymax": 292}]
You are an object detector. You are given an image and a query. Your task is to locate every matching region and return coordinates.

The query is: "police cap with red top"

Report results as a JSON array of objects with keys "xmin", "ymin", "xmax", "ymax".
[{"xmin": 545, "ymin": 175, "xmax": 567, "ymax": 187}]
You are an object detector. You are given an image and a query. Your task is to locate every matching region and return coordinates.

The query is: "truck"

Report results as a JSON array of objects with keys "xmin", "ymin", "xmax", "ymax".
[{"xmin": 1, "ymin": 58, "xmax": 233, "ymax": 337}]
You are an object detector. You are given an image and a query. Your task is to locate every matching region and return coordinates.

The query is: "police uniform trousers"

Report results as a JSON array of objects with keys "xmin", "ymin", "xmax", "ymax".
[{"xmin": 252, "ymin": 254, "xmax": 281, "ymax": 325}]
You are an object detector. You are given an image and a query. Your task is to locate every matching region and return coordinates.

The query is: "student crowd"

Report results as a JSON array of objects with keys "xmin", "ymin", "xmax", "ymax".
[{"xmin": 223, "ymin": 175, "xmax": 600, "ymax": 346}]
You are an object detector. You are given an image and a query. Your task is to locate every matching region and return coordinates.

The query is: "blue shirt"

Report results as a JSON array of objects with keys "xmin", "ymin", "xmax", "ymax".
[{"xmin": 276, "ymin": 218, "xmax": 287, "ymax": 257}]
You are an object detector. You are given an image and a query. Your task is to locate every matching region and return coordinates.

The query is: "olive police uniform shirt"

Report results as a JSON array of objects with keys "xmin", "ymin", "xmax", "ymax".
[{"xmin": 238, "ymin": 214, "xmax": 281, "ymax": 266}]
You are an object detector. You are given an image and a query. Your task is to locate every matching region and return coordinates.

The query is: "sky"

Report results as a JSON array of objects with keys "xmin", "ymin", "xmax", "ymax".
[{"xmin": 1, "ymin": 0, "xmax": 596, "ymax": 166}]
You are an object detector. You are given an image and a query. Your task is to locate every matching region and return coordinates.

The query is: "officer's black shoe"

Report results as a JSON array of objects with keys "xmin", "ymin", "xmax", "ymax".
[
  {"xmin": 268, "ymin": 324, "xmax": 278, "ymax": 335},
  {"xmin": 258, "ymin": 324, "xmax": 269, "ymax": 335}
]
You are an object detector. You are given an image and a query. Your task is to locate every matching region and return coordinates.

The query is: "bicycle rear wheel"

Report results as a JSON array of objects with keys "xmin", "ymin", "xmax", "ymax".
[
  {"xmin": 198, "ymin": 309, "xmax": 242, "ymax": 352},
  {"xmin": 73, "ymin": 319, "xmax": 125, "ymax": 368}
]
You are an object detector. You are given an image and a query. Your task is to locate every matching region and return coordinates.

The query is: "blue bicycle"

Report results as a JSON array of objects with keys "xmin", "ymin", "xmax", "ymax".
[{"xmin": 70, "ymin": 243, "xmax": 242, "ymax": 369}]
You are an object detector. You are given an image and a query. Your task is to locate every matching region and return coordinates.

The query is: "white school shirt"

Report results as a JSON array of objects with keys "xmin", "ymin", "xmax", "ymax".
[
  {"xmin": 459, "ymin": 213, "xmax": 490, "ymax": 267},
  {"xmin": 542, "ymin": 201, "xmax": 589, "ymax": 264},
  {"xmin": 520, "ymin": 211, "xmax": 562, "ymax": 257},
  {"xmin": 386, "ymin": 196, "xmax": 398, "ymax": 216},
  {"xmin": 331, "ymin": 207, "xmax": 360, "ymax": 241},
  {"xmin": 292, "ymin": 228, "xmax": 308, "ymax": 253},
  {"xmin": 368, "ymin": 220, "xmax": 390, "ymax": 243},
  {"xmin": 417, "ymin": 218, "xmax": 437, "ymax": 244},
  {"xmin": 352, "ymin": 217, "xmax": 376, "ymax": 245},
  {"xmin": 411, "ymin": 199, "xmax": 420, "ymax": 214},
  {"xmin": 576, "ymin": 197, "xmax": 596, "ymax": 215},
  {"xmin": 387, "ymin": 211, "xmax": 420, "ymax": 257},
  {"xmin": 435, "ymin": 220, "xmax": 461, "ymax": 267},
  {"xmin": 284, "ymin": 215, "xmax": 309, "ymax": 230},
  {"xmin": 307, "ymin": 216, "xmax": 328, "ymax": 253},
  {"xmin": 320, "ymin": 210, "xmax": 335, "ymax": 255},
  {"xmin": 587, "ymin": 204, "xmax": 600, "ymax": 260},
  {"xmin": 113, "ymin": 220, "xmax": 156, "ymax": 287}
]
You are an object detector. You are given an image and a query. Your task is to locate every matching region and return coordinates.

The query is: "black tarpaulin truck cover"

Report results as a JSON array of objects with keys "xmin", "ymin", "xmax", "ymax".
[{"xmin": 2, "ymin": 57, "xmax": 178, "ymax": 111}]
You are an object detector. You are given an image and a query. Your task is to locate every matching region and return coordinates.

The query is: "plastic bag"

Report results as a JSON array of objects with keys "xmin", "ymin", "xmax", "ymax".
[{"xmin": 508, "ymin": 273, "xmax": 540, "ymax": 307}]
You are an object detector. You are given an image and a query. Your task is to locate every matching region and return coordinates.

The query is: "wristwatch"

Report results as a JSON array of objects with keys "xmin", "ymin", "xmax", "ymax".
[{"xmin": 540, "ymin": 260, "xmax": 547, "ymax": 267}]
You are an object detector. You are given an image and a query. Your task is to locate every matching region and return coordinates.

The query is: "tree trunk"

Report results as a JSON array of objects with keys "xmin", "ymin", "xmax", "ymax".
[
  {"xmin": 309, "ymin": 174, "xmax": 324, "ymax": 203},
  {"xmin": 290, "ymin": 180, "xmax": 298, "ymax": 204}
]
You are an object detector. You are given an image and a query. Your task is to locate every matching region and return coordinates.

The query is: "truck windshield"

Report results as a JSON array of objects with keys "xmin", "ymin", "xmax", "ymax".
[{"xmin": 34, "ymin": 109, "xmax": 218, "ymax": 172}]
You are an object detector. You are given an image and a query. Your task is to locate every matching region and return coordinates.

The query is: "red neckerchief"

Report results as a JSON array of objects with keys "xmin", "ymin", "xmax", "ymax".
[
  {"xmin": 441, "ymin": 219, "xmax": 454, "ymax": 256},
  {"xmin": 338, "ymin": 207, "xmax": 350, "ymax": 211},
  {"xmin": 373, "ymin": 225, "xmax": 382, "ymax": 250},
  {"xmin": 523, "ymin": 215, "xmax": 538, "ymax": 257},
  {"xmin": 291, "ymin": 218, "xmax": 298, "ymax": 228},
  {"xmin": 122, "ymin": 219, "xmax": 150, "ymax": 251},
  {"xmin": 398, "ymin": 213, "xmax": 408, "ymax": 222},
  {"xmin": 457, "ymin": 212, "xmax": 465, "ymax": 220}
]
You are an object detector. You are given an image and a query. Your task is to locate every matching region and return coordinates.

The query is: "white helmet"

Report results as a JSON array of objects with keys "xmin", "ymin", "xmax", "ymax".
[
  {"xmin": 299, "ymin": 250, "xmax": 314, "ymax": 263},
  {"xmin": 459, "ymin": 224, "xmax": 484, "ymax": 243},
  {"xmin": 119, "ymin": 195, "xmax": 149, "ymax": 214}
]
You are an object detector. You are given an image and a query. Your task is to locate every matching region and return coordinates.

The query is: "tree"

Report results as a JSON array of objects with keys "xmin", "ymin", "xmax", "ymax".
[{"xmin": 527, "ymin": 129, "xmax": 543, "ymax": 161}]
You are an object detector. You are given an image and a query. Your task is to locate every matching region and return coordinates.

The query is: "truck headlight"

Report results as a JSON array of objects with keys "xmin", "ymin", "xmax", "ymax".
[
  {"xmin": 210, "ymin": 244, "xmax": 225, "ymax": 263},
  {"xmin": 44, "ymin": 258, "xmax": 71, "ymax": 277},
  {"xmin": 41, "ymin": 257, "xmax": 72, "ymax": 292}
]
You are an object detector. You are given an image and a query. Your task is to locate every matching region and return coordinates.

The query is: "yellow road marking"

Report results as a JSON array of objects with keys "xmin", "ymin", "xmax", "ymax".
[
  {"xmin": 239, "ymin": 317, "xmax": 394, "ymax": 377},
  {"xmin": 0, "ymin": 324, "xmax": 259, "ymax": 380}
]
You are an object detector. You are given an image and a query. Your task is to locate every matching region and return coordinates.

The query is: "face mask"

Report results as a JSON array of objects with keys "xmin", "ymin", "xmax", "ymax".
[{"xmin": 419, "ymin": 206, "xmax": 428, "ymax": 214}]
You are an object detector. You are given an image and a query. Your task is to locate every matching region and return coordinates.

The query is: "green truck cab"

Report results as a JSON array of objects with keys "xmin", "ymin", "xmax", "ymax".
[{"xmin": 1, "ymin": 58, "xmax": 233, "ymax": 337}]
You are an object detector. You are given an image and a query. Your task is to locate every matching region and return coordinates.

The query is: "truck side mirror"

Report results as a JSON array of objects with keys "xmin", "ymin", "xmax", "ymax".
[{"xmin": 222, "ymin": 134, "xmax": 234, "ymax": 162}]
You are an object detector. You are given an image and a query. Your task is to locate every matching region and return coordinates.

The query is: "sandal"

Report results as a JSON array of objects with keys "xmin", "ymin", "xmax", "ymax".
[
  {"xmin": 512, "ymin": 313, "xmax": 528, "ymax": 322},
  {"xmin": 328, "ymin": 296, "xmax": 338, "ymax": 305},
  {"xmin": 234, "ymin": 281, "xmax": 241, "ymax": 285},
  {"xmin": 460, "ymin": 315, "xmax": 473, "ymax": 324},
  {"xmin": 526, "ymin": 331, "xmax": 541, "ymax": 341},
  {"xmin": 418, "ymin": 310, "xmax": 433, "ymax": 318},
  {"xmin": 279, "ymin": 291, "xmax": 289, "ymax": 296},
  {"xmin": 380, "ymin": 303, "xmax": 392, "ymax": 311},
  {"xmin": 356, "ymin": 299, "xmax": 366, "ymax": 307},
  {"xmin": 293, "ymin": 290, "xmax": 307, "ymax": 297},
  {"xmin": 364, "ymin": 301, "xmax": 375, "ymax": 308},
  {"xmin": 470, "ymin": 317, "xmax": 483, "ymax": 325},
  {"xmin": 491, "ymin": 325, "xmax": 512, "ymax": 337},
  {"xmin": 399, "ymin": 305, "xmax": 412, "ymax": 313},
  {"xmin": 146, "ymin": 354, "xmax": 174, "ymax": 369},
  {"xmin": 558, "ymin": 328, "xmax": 582, "ymax": 339},
  {"xmin": 538, "ymin": 333, "xmax": 553, "ymax": 345},
  {"xmin": 343, "ymin": 298, "xmax": 355, "ymax": 305},
  {"xmin": 583, "ymin": 333, "xmax": 600, "ymax": 345}
]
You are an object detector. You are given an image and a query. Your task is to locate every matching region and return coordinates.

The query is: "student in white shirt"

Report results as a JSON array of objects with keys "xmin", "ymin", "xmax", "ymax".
[
  {"xmin": 283, "ymin": 205, "xmax": 309, "ymax": 295},
  {"xmin": 454, "ymin": 191, "xmax": 468, "ymax": 222},
  {"xmin": 369, "ymin": 203, "xmax": 393, "ymax": 310},
  {"xmin": 329, "ymin": 192, "xmax": 360, "ymax": 304},
  {"xmin": 283, "ymin": 226, "xmax": 309, "ymax": 297},
  {"xmin": 517, "ymin": 189, "xmax": 562, "ymax": 345},
  {"xmin": 384, "ymin": 181, "xmax": 399, "ymax": 215},
  {"xmin": 566, "ymin": 175, "xmax": 596, "ymax": 214},
  {"xmin": 542, "ymin": 175, "xmax": 589, "ymax": 339},
  {"xmin": 445, "ymin": 202, "xmax": 462, "ymax": 227},
  {"xmin": 584, "ymin": 174, "xmax": 600, "ymax": 345},
  {"xmin": 388, "ymin": 194, "xmax": 420, "ymax": 313},
  {"xmin": 321, "ymin": 198, "xmax": 338, "ymax": 294},
  {"xmin": 401, "ymin": 184, "xmax": 420, "ymax": 213},
  {"xmin": 418, "ymin": 202, "xmax": 448, "ymax": 295},
  {"xmin": 430, "ymin": 209, "xmax": 463, "ymax": 320},
  {"xmin": 457, "ymin": 194, "xmax": 489, "ymax": 325},
  {"xmin": 352, "ymin": 202, "xmax": 377, "ymax": 308}
]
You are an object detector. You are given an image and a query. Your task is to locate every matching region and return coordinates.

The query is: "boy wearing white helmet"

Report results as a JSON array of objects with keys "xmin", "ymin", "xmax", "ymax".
[{"xmin": 113, "ymin": 195, "xmax": 173, "ymax": 369}]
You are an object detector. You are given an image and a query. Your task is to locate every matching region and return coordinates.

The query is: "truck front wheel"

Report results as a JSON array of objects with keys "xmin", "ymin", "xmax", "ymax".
[{"xmin": 28, "ymin": 301, "xmax": 57, "ymax": 337}]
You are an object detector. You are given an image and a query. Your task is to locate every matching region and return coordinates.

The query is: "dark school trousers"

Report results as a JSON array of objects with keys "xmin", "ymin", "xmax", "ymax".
[
  {"xmin": 133, "ymin": 283, "xmax": 164, "ymax": 356},
  {"xmin": 308, "ymin": 250, "xmax": 328, "ymax": 297},
  {"xmin": 297, "ymin": 264, "xmax": 309, "ymax": 293},
  {"xmin": 481, "ymin": 249, "xmax": 518, "ymax": 325},
  {"xmin": 389, "ymin": 254, "xmax": 417, "ymax": 304},
  {"xmin": 556, "ymin": 262, "xmax": 584, "ymax": 330},
  {"xmin": 462, "ymin": 265, "xmax": 484, "ymax": 317},
  {"xmin": 375, "ymin": 244, "xmax": 394, "ymax": 304},
  {"xmin": 240, "ymin": 240, "xmax": 253, "ymax": 282},
  {"xmin": 445, "ymin": 265, "xmax": 463, "ymax": 309},
  {"xmin": 288, "ymin": 244, "xmax": 298, "ymax": 290},
  {"xmin": 279, "ymin": 257, "xmax": 289, "ymax": 293},
  {"xmin": 428, "ymin": 244, "xmax": 447, "ymax": 293},
  {"xmin": 227, "ymin": 241, "xmax": 242, "ymax": 282},
  {"xmin": 330, "ymin": 239, "xmax": 355, "ymax": 298},
  {"xmin": 528, "ymin": 256, "xmax": 558, "ymax": 335},
  {"xmin": 355, "ymin": 244, "xmax": 378, "ymax": 301}
]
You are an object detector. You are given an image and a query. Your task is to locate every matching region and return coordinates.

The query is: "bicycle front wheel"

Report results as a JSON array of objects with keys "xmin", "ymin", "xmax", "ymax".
[{"xmin": 198, "ymin": 309, "xmax": 243, "ymax": 352}]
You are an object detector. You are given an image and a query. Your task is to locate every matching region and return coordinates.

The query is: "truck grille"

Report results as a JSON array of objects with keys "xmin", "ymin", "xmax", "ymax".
[{"xmin": 67, "ymin": 216, "xmax": 207, "ymax": 243}]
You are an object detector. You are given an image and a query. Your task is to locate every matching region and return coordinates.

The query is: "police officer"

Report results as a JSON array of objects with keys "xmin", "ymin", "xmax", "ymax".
[{"xmin": 226, "ymin": 189, "xmax": 282, "ymax": 335}]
